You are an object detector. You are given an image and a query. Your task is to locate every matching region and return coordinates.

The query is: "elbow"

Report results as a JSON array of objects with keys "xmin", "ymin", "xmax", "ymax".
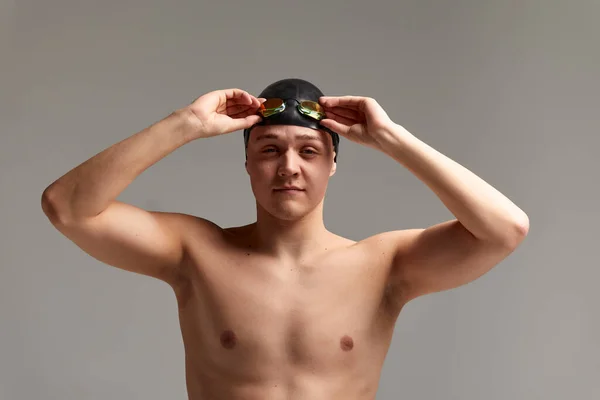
[
  {"xmin": 517, "ymin": 213, "xmax": 530, "ymax": 237},
  {"xmin": 503, "ymin": 213, "xmax": 530, "ymax": 249},
  {"xmin": 484, "ymin": 212, "xmax": 529, "ymax": 250},
  {"xmin": 514, "ymin": 210, "xmax": 530, "ymax": 239},
  {"xmin": 41, "ymin": 186, "xmax": 71, "ymax": 226}
]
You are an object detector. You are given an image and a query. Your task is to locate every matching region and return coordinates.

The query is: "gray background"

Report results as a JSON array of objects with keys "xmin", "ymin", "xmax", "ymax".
[{"xmin": 2, "ymin": 0, "xmax": 598, "ymax": 399}]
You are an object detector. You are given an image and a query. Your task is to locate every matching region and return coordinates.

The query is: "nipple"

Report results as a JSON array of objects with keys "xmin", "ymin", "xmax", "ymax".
[
  {"xmin": 220, "ymin": 330, "xmax": 237, "ymax": 349},
  {"xmin": 340, "ymin": 335, "xmax": 354, "ymax": 351}
]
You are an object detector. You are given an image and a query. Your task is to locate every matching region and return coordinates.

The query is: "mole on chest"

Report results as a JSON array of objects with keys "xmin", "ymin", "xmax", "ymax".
[{"xmin": 219, "ymin": 330, "xmax": 355, "ymax": 352}]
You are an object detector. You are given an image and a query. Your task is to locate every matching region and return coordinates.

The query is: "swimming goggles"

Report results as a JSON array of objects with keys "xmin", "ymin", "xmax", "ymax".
[{"xmin": 258, "ymin": 98, "xmax": 326, "ymax": 121}]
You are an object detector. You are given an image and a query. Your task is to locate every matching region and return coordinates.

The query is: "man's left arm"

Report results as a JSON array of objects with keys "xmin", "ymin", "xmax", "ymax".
[
  {"xmin": 318, "ymin": 95, "xmax": 529, "ymax": 303},
  {"xmin": 376, "ymin": 123, "xmax": 529, "ymax": 302}
]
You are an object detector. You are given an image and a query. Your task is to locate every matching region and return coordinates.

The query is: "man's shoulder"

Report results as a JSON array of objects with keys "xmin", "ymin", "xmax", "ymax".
[
  {"xmin": 350, "ymin": 229, "xmax": 422, "ymax": 258},
  {"xmin": 318, "ymin": 230, "xmax": 407, "ymax": 261},
  {"xmin": 158, "ymin": 212, "xmax": 226, "ymax": 243},
  {"xmin": 160, "ymin": 211, "xmax": 218, "ymax": 228}
]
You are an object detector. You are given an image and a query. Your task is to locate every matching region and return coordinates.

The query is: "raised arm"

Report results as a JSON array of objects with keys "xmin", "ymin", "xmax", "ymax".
[
  {"xmin": 41, "ymin": 89, "xmax": 264, "ymax": 289},
  {"xmin": 318, "ymin": 95, "xmax": 529, "ymax": 304},
  {"xmin": 41, "ymin": 108, "xmax": 202, "ymax": 288}
]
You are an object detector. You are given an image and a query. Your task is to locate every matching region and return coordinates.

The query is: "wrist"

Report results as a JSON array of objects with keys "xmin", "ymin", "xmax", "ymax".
[
  {"xmin": 377, "ymin": 124, "xmax": 420, "ymax": 162},
  {"xmin": 173, "ymin": 106, "xmax": 206, "ymax": 141},
  {"xmin": 375, "ymin": 123, "xmax": 409, "ymax": 149}
]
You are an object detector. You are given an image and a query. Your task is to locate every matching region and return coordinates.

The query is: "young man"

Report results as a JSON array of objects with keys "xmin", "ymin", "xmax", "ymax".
[{"xmin": 41, "ymin": 78, "xmax": 529, "ymax": 400}]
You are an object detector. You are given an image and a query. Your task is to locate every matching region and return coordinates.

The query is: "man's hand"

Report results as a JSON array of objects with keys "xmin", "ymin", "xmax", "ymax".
[
  {"xmin": 186, "ymin": 89, "xmax": 266, "ymax": 139},
  {"xmin": 318, "ymin": 95, "xmax": 397, "ymax": 152}
]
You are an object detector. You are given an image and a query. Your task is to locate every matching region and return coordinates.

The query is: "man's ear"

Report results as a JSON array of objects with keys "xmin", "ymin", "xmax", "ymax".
[{"xmin": 330, "ymin": 157, "xmax": 337, "ymax": 177}]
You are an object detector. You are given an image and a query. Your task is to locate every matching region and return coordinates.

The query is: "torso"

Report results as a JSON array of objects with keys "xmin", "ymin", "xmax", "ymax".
[{"xmin": 172, "ymin": 220, "xmax": 407, "ymax": 400}]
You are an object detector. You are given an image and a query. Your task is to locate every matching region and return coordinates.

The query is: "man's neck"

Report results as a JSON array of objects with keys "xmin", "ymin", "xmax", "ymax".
[{"xmin": 250, "ymin": 204, "xmax": 331, "ymax": 261}]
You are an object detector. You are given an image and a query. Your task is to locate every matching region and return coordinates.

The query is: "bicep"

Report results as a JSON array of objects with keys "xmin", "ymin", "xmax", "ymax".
[
  {"xmin": 388, "ymin": 220, "xmax": 517, "ymax": 302},
  {"xmin": 50, "ymin": 201, "xmax": 188, "ymax": 287}
]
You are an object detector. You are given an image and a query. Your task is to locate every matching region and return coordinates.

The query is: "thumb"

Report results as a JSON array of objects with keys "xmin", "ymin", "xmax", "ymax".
[
  {"xmin": 227, "ymin": 114, "xmax": 262, "ymax": 132},
  {"xmin": 320, "ymin": 119, "xmax": 348, "ymax": 137}
]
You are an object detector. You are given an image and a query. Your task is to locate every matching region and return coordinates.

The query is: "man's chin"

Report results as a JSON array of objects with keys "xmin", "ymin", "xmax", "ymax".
[{"xmin": 267, "ymin": 204, "xmax": 310, "ymax": 221}]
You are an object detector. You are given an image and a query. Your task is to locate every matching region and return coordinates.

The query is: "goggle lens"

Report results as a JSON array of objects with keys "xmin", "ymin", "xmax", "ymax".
[
  {"xmin": 259, "ymin": 98, "xmax": 285, "ymax": 117},
  {"xmin": 299, "ymin": 100, "xmax": 325, "ymax": 120}
]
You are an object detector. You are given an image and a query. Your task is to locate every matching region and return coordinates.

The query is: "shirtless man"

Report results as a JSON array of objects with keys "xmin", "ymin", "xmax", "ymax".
[{"xmin": 41, "ymin": 78, "xmax": 529, "ymax": 399}]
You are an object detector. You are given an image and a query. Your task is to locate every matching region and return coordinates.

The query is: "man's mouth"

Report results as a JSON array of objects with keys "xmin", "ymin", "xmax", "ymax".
[
  {"xmin": 274, "ymin": 188, "xmax": 304, "ymax": 193},
  {"xmin": 274, "ymin": 186, "xmax": 303, "ymax": 191}
]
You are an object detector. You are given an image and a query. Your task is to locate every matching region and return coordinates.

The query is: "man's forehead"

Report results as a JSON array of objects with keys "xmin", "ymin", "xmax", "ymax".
[{"xmin": 251, "ymin": 125, "xmax": 327, "ymax": 143}]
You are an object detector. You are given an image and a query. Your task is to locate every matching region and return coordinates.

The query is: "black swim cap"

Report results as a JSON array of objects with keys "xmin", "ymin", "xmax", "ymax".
[{"xmin": 243, "ymin": 78, "xmax": 339, "ymax": 162}]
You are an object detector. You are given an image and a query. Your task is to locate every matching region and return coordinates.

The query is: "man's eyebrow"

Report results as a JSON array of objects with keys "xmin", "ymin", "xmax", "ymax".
[{"xmin": 254, "ymin": 133, "xmax": 323, "ymax": 142}]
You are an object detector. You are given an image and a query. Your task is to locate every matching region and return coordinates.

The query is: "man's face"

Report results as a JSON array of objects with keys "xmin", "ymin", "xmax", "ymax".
[{"xmin": 245, "ymin": 125, "xmax": 337, "ymax": 221}]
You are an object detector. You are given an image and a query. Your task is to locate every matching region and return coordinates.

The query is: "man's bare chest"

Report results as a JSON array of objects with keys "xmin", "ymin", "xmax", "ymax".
[{"xmin": 174, "ymin": 242, "xmax": 401, "ymax": 374}]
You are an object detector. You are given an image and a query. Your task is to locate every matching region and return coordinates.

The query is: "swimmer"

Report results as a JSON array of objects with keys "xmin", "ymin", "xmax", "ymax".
[{"xmin": 41, "ymin": 78, "xmax": 529, "ymax": 399}]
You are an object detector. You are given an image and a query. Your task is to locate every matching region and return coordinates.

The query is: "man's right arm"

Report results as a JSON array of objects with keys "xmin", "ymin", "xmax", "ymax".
[{"xmin": 41, "ymin": 107, "xmax": 204, "ymax": 288}]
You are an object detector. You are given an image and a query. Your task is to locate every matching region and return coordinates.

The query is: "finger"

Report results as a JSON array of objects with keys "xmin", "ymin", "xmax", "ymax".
[
  {"xmin": 320, "ymin": 96, "xmax": 368, "ymax": 111},
  {"xmin": 325, "ymin": 106, "xmax": 362, "ymax": 121},
  {"xmin": 226, "ymin": 97, "xmax": 263, "ymax": 115},
  {"xmin": 226, "ymin": 114, "xmax": 263, "ymax": 132},
  {"xmin": 319, "ymin": 118, "xmax": 350, "ymax": 136},
  {"xmin": 229, "ymin": 107, "xmax": 261, "ymax": 119},
  {"xmin": 325, "ymin": 111, "xmax": 358, "ymax": 127},
  {"xmin": 222, "ymin": 88, "xmax": 250, "ymax": 101},
  {"xmin": 323, "ymin": 96, "xmax": 364, "ymax": 111},
  {"xmin": 226, "ymin": 104, "xmax": 256, "ymax": 115},
  {"xmin": 217, "ymin": 95, "xmax": 259, "ymax": 113},
  {"xmin": 223, "ymin": 98, "xmax": 259, "ymax": 111},
  {"xmin": 223, "ymin": 89, "xmax": 257, "ymax": 106}
]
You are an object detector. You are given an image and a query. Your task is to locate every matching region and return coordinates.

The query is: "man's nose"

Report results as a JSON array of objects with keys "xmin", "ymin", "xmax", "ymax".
[{"xmin": 277, "ymin": 150, "xmax": 300, "ymax": 176}]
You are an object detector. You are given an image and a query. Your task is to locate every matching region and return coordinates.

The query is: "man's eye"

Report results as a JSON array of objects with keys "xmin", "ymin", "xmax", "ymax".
[{"xmin": 262, "ymin": 148, "xmax": 317, "ymax": 154}]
